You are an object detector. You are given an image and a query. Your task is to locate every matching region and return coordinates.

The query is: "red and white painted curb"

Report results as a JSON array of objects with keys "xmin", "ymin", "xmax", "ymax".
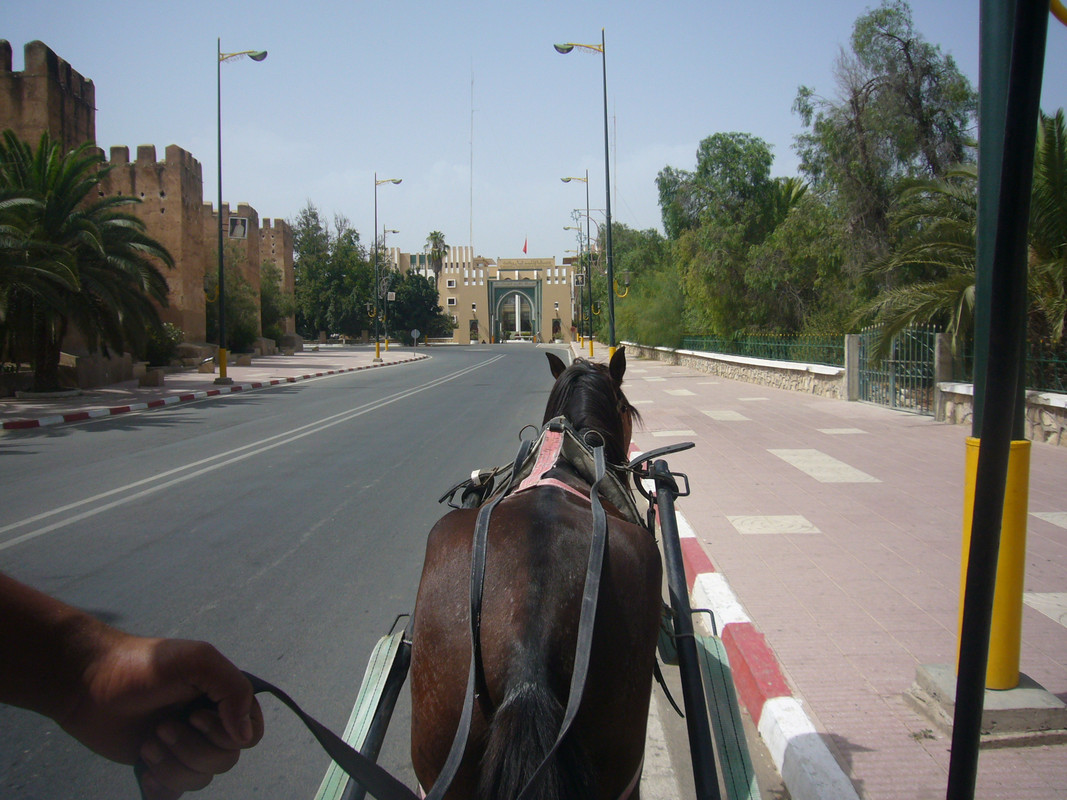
[
  {"xmin": 629, "ymin": 442, "xmax": 860, "ymax": 800},
  {"xmin": 678, "ymin": 513, "xmax": 861, "ymax": 800},
  {"xmin": 2, "ymin": 355, "xmax": 429, "ymax": 431}
]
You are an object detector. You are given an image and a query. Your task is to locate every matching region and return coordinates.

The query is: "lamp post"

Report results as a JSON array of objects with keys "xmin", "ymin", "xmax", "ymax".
[
  {"xmin": 216, "ymin": 40, "xmax": 266, "ymax": 385},
  {"xmin": 373, "ymin": 174, "xmax": 402, "ymax": 361},
  {"xmin": 555, "ymin": 31, "xmax": 616, "ymax": 357},
  {"xmin": 382, "ymin": 228, "xmax": 399, "ymax": 351},
  {"xmin": 562, "ymin": 171, "xmax": 593, "ymax": 357}
]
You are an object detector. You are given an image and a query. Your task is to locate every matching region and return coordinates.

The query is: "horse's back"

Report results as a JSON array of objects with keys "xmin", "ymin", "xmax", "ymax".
[{"xmin": 410, "ymin": 489, "xmax": 662, "ymax": 799}]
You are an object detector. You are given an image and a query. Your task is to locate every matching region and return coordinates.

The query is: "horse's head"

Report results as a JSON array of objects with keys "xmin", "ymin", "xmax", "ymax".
[{"xmin": 543, "ymin": 348, "xmax": 640, "ymax": 467}]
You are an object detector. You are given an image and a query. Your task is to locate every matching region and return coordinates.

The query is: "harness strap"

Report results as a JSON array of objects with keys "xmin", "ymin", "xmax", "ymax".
[
  {"xmin": 514, "ymin": 440, "xmax": 609, "ymax": 800},
  {"xmin": 422, "ymin": 436, "xmax": 533, "ymax": 800},
  {"xmin": 240, "ymin": 672, "xmax": 420, "ymax": 800}
]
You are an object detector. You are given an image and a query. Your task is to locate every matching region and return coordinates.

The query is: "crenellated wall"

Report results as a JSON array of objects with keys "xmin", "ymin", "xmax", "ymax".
[
  {"xmin": 1, "ymin": 40, "xmax": 296, "ymax": 362},
  {"xmin": 260, "ymin": 218, "xmax": 296, "ymax": 334},
  {"xmin": 97, "ymin": 144, "xmax": 210, "ymax": 341},
  {"xmin": 0, "ymin": 40, "xmax": 95, "ymax": 151}
]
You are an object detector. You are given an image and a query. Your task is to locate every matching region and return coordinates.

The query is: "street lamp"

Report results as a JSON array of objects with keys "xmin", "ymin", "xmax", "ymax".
[
  {"xmin": 373, "ymin": 174, "xmax": 402, "ymax": 361},
  {"xmin": 555, "ymin": 30, "xmax": 617, "ymax": 357},
  {"xmin": 562, "ymin": 171, "xmax": 594, "ymax": 357},
  {"xmin": 382, "ymin": 228, "xmax": 399, "ymax": 351},
  {"xmin": 216, "ymin": 40, "xmax": 267, "ymax": 384}
]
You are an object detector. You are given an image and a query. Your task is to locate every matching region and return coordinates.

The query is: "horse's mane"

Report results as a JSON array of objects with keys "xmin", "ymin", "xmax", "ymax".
[{"xmin": 542, "ymin": 358, "xmax": 640, "ymax": 468}]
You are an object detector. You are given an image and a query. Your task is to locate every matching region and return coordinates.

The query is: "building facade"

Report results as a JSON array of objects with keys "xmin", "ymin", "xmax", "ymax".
[{"xmin": 390, "ymin": 248, "xmax": 577, "ymax": 344}]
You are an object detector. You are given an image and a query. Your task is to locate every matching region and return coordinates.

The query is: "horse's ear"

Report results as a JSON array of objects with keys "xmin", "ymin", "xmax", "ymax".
[
  {"xmin": 546, "ymin": 352, "xmax": 568, "ymax": 380},
  {"xmin": 609, "ymin": 347, "xmax": 626, "ymax": 386}
]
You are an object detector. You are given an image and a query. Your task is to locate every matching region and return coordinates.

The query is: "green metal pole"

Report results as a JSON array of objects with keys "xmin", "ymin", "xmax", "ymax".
[
  {"xmin": 948, "ymin": 1, "xmax": 1047, "ymax": 797},
  {"xmin": 601, "ymin": 29, "xmax": 615, "ymax": 356}
]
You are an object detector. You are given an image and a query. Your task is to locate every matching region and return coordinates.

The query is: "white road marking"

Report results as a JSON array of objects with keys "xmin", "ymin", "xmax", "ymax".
[
  {"xmin": 728, "ymin": 515, "xmax": 821, "ymax": 534},
  {"xmin": 0, "ymin": 356, "xmax": 507, "ymax": 552},
  {"xmin": 769, "ymin": 449, "xmax": 880, "ymax": 483}
]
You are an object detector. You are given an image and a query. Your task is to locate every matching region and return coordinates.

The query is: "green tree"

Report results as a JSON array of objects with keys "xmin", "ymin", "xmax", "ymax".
[
  {"xmin": 855, "ymin": 110, "xmax": 1067, "ymax": 357},
  {"xmin": 793, "ymin": 0, "xmax": 977, "ymax": 269},
  {"xmin": 611, "ymin": 224, "xmax": 684, "ymax": 347},
  {"xmin": 389, "ymin": 270, "xmax": 452, "ymax": 340},
  {"xmin": 260, "ymin": 261, "xmax": 296, "ymax": 343},
  {"xmin": 0, "ymin": 131, "xmax": 172, "ymax": 391},
  {"xmin": 291, "ymin": 203, "xmax": 372, "ymax": 338},
  {"xmin": 425, "ymin": 230, "xmax": 447, "ymax": 286},
  {"xmin": 204, "ymin": 245, "xmax": 260, "ymax": 353}
]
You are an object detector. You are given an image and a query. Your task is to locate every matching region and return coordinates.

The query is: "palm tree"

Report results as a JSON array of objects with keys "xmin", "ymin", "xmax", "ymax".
[
  {"xmin": 425, "ymin": 230, "xmax": 447, "ymax": 285},
  {"xmin": 1028, "ymin": 110, "xmax": 1067, "ymax": 342},
  {"xmin": 0, "ymin": 131, "xmax": 173, "ymax": 391},
  {"xmin": 855, "ymin": 109, "xmax": 1067, "ymax": 359}
]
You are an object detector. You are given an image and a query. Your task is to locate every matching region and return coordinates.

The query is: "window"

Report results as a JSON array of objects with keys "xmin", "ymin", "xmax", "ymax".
[
  {"xmin": 446, "ymin": 279, "xmax": 456, "ymax": 288},
  {"xmin": 447, "ymin": 297, "xmax": 457, "ymax": 306}
]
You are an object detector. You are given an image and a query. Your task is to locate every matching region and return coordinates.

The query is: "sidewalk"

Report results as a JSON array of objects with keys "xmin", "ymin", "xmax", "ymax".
[
  {"xmin": 575, "ymin": 341, "xmax": 1067, "ymax": 800},
  {"xmin": 0, "ymin": 345, "xmax": 427, "ymax": 430}
]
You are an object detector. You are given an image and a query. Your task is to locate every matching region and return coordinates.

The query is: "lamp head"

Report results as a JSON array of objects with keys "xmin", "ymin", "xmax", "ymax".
[
  {"xmin": 249, "ymin": 51, "xmax": 268, "ymax": 61},
  {"xmin": 554, "ymin": 43, "xmax": 574, "ymax": 54}
]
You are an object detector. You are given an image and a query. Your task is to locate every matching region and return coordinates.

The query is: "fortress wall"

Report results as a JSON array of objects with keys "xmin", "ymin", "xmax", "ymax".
[
  {"xmin": 0, "ymin": 40, "xmax": 96, "ymax": 151},
  {"xmin": 97, "ymin": 144, "xmax": 209, "ymax": 340}
]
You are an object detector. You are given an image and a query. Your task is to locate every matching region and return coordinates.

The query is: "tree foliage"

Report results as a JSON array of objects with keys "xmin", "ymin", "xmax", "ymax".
[
  {"xmin": 290, "ymin": 202, "xmax": 373, "ymax": 338},
  {"xmin": 0, "ymin": 131, "xmax": 172, "ymax": 390},
  {"xmin": 792, "ymin": 0, "xmax": 976, "ymax": 268},
  {"xmin": 388, "ymin": 270, "xmax": 452, "ymax": 340}
]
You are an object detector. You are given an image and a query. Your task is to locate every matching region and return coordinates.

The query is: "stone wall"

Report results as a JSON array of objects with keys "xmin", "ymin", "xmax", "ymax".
[
  {"xmin": 939, "ymin": 383, "xmax": 1067, "ymax": 447},
  {"xmin": 0, "ymin": 40, "xmax": 95, "ymax": 152},
  {"xmin": 97, "ymin": 144, "xmax": 209, "ymax": 340},
  {"xmin": 623, "ymin": 343, "xmax": 847, "ymax": 399},
  {"xmin": 260, "ymin": 218, "xmax": 296, "ymax": 335}
]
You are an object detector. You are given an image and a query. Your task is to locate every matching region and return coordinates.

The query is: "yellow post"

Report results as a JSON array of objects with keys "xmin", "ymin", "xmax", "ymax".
[
  {"xmin": 218, "ymin": 347, "xmax": 228, "ymax": 380},
  {"xmin": 958, "ymin": 437, "xmax": 1031, "ymax": 689}
]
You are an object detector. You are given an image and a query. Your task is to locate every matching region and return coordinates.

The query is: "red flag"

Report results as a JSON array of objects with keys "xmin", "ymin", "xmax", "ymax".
[{"xmin": 522, "ymin": 237, "xmax": 528, "ymax": 254}]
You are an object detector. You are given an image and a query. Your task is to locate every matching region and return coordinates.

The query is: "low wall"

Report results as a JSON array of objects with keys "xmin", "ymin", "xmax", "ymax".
[
  {"xmin": 939, "ymin": 383, "xmax": 1067, "ymax": 447},
  {"xmin": 623, "ymin": 342, "xmax": 847, "ymax": 400},
  {"xmin": 624, "ymin": 342, "xmax": 1067, "ymax": 448}
]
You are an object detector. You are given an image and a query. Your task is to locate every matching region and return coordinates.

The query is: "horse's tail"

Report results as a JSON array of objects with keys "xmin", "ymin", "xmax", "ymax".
[{"xmin": 476, "ymin": 679, "xmax": 596, "ymax": 800}]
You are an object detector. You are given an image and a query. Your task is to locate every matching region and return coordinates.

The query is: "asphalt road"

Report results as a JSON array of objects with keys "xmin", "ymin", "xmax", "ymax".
[{"xmin": 0, "ymin": 344, "xmax": 568, "ymax": 800}]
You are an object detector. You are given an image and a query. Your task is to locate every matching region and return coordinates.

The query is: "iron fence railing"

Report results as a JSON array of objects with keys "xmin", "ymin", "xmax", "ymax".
[
  {"xmin": 678, "ymin": 330, "xmax": 1067, "ymax": 396},
  {"xmin": 959, "ymin": 338, "xmax": 1067, "ymax": 394},
  {"xmin": 857, "ymin": 325, "xmax": 937, "ymax": 415},
  {"xmin": 680, "ymin": 334, "xmax": 845, "ymax": 368}
]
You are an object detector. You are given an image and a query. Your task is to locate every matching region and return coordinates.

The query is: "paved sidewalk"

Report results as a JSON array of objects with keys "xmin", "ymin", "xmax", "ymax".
[
  {"xmin": 0, "ymin": 344, "xmax": 427, "ymax": 430},
  {"xmin": 577, "ymin": 341, "xmax": 1067, "ymax": 800}
]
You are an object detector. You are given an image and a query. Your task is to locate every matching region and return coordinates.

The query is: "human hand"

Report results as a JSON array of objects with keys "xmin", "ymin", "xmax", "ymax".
[{"xmin": 59, "ymin": 627, "xmax": 264, "ymax": 799}]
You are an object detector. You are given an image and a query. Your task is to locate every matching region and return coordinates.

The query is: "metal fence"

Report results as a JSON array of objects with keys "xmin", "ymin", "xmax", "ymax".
[
  {"xmin": 959, "ymin": 338, "xmax": 1067, "ymax": 394},
  {"xmin": 857, "ymin": 326, "xmax": 938, "ymax": 415},
  {"xmin": 681, "ymin": 334, "xmax": 845, "ymax": 367}
]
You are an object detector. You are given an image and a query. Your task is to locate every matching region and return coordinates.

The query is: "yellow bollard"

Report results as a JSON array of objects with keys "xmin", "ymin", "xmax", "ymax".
[{"xmin": 958, "ymin": 437, "xmax": 1031, "ymax": 689}]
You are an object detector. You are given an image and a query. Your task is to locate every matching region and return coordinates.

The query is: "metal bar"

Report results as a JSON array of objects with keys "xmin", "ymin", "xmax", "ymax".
[
  {"xmin": 654, "ymin": 459, "xmax": 722, "ymax": 800},
  {"xmin": 947, "ymin": 0, "xmax": 1048, "ymax": 796}
]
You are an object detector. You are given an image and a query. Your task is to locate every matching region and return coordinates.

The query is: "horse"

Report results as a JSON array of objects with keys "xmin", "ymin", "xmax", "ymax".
[{"xmin": 409, "ymin": 348, "xmax": 663, "ymax": 800}]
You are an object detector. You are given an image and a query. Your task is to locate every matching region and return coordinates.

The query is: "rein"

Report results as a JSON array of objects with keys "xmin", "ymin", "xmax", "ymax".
[{"xmin": 179, "ymin": 421, "xmax": 639, "ymax": 800}]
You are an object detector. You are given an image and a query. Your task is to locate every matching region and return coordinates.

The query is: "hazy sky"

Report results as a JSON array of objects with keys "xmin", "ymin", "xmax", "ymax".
[{"xmin": 6, "ymin": 1, "xmax": 1067, "ymax": 262}]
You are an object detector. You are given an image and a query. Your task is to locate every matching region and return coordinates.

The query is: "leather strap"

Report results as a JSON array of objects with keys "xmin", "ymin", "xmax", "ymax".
[
  {"xmin": 243, "ymin": 672, "xmax": 420, "ymax": 800},
  {"xmin": 423, "ymin": 436, "xmax": 533, "ymax": 800}
]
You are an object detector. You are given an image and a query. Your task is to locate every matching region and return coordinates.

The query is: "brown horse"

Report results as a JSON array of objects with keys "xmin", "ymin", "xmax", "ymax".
[{"xmin": 410, "ymin": 348, "xmax": 663, "ymax": 800}]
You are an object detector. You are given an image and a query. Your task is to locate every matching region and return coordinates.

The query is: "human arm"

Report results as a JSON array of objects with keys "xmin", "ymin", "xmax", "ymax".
[{"xmin": 0, "ymin": 572, "xmax": 263, "ymax": 799}]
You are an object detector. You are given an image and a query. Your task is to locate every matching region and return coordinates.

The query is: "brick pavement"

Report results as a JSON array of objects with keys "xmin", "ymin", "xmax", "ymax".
[{"xmin": 602, "ymin": 341, "xmax": 1067, "ymax": 800}]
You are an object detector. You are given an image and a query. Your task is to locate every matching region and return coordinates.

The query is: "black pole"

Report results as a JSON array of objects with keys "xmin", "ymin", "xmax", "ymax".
[
  {"xmin": 585, "ymin": 170, "xmax": 592, "ymax": 349},
  {"xmin": 600, "ymin": 29, "xmax": 615, "ymax": 354},
  {"xmin": 216, "ymin": 38, "xmax": 229, "ymax": 384},
  {"xmin": 946, "ymin": 1, "xmax": 1047, "ymax": 797},
  {"xmin": 654, "ymin": 460, "xmax": 721, "ymax": 800}
]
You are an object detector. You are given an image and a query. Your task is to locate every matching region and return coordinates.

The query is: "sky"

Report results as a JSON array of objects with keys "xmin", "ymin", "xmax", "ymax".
[{"xmin": 6, "ymin": 1, "xmax": 1067, "ymax": 263}]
